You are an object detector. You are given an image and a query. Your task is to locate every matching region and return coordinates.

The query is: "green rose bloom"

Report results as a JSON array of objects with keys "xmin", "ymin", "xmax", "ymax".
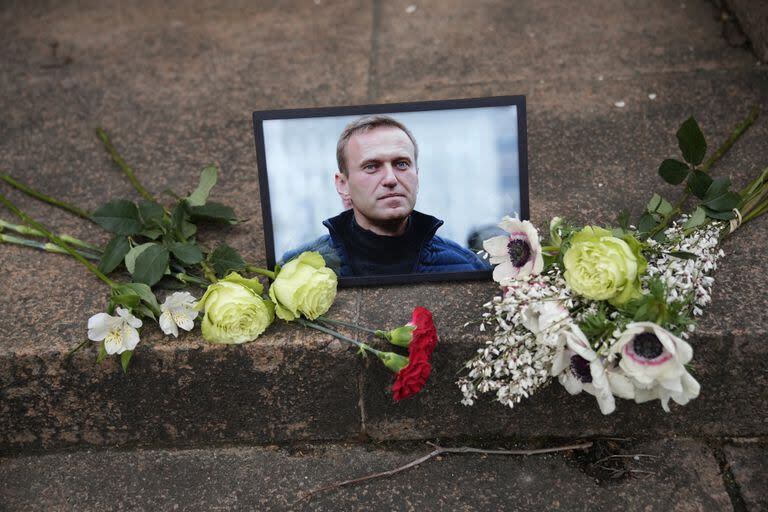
[
  {"xmin": 563, "ymin": 226, "xmax": 647, "ymax": 306},
  {"xmin": 269, "ymin": 251, "xmax": 337, "ymax": 321},
  {"xmin": 196, "ymin": 272, "xmax": 275, "ymax": 344}
]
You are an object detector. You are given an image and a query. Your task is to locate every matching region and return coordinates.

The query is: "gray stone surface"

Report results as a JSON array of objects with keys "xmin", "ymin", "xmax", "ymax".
[
  {"xmin": 1, "ymin": 0, "xmax": 767, "ymax": 453},
  {"xmin": 725, "ymin": 0, "xmax": 768, "ymax": 61},
  {"xmin": 724, "ymin": 441, "xmax": 768, "ymax": 511},
  {"xmin": 0, "ymin": 439, "xmax": 734, "ymax": 511}
]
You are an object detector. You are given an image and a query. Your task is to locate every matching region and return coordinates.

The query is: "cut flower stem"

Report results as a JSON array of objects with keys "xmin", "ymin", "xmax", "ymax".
[
  {"xmin": 95, "ymin": 128, "xmax": 156, "ymax": 202},
  {"xmin": 296, "ymin": 318, "xmax": 383, "ymax": 357},
  {"xmin": 0, "ymin": 193, "xmax": 116, "ymax": 288},
  {"xmin": 0, "ymin": 232, "xmax": 101, "ymax": 261},
  {"xmin": 317, "ymin": 316, "xmax": 378, "ymax": 335},
  {"xmin": 0, "ymin": 172, "xmax": 94, "ymax": 222}
]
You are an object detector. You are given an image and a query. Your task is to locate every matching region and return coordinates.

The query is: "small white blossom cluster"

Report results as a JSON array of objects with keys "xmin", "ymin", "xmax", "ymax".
[
  {"xmin": 458, "ymin": 271, "xmax": 577, "ymax": 409},
  {"xmin": 645, "ymin": 219, "xmax": 725, "ymax": 325}
]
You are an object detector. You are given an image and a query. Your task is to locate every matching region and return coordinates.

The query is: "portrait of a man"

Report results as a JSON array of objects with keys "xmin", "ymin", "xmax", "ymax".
[{"xmin": 279, "ymin": 115, "xmax": 491, "ymax": 276}]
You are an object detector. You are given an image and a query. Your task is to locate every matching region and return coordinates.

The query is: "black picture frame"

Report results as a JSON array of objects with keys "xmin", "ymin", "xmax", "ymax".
[{"xmin": 252, "ymin": 95, "xmax": 529, "ymax": 287}]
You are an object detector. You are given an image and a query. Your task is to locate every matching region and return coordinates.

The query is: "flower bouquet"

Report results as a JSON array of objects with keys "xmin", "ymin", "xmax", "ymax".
[
  {"xmin": 459, "ymin": 110, "xmax": 766, "ymax": 414},
  {"xmin": 0, "ymin": 129, "xmax": 438, "ymax": 401}
]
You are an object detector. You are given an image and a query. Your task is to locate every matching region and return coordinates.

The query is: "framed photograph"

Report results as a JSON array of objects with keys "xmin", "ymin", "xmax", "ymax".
[{"xmin": 252, "ymin": 96, "xmax": 529, "ymax": 287}]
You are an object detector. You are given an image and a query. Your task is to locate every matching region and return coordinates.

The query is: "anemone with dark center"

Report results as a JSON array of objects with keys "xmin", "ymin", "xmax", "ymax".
[
  {"xmin": 632, "ymin": 332, "xmax": 664, "ymax": 359},
  {"xmin": 507, "ymin": 238, "xmax": 532, "ymax": 267},
  {"xmin": 570, "ymin": 354, "xmax": 593, "ymax": 383}
]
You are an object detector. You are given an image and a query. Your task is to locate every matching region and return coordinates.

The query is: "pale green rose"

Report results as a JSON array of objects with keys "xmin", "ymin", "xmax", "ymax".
[
  {"xmin": 563, "ymin": 226, "xmax": 647, "ymax": 306},
  {"xmin": 269, "ymin": 251, "xmax": 337, "ymax": 321},
  {"xmin": 196, "ymin": 272, "xmax": 275, "ymax": 344}
]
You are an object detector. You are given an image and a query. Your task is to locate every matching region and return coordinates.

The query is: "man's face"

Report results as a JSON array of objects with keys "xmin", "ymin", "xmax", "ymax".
[{"xmin": 335, "ymin": 126, "xmax": 418, "ymax": 235}]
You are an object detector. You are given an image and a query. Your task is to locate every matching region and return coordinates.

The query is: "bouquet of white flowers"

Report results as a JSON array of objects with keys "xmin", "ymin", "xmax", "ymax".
[{"xmin": 459, "ymin": 110, "xmax": 766, "ymax": 414}]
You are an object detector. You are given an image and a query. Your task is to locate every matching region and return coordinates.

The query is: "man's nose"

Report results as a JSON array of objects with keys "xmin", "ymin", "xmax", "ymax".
[{"xmin": 381, "ymin": 163, "xmax": 398, "ymax": 187}]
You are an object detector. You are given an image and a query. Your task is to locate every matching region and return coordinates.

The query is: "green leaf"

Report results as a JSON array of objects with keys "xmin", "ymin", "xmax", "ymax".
[
  {"xmin": 110, "ymin": 293, "xmax": 141, "ymax": 309},
  {"xmin": 659, "ymin": 159, "xmax": 690, "ymax": 185},
  {"xmin": 98, "ymin": 236, "xmax": 130, "ymax": 273},
  {"xmin": 170, "ymin": 203, "xmax": 197, "ymax": 241},
  {"xmin": 121, "ymin": 350, "xmax": 133, "ymax": 373},
  {"xmin": 702, "ymin": 191, "xmax": 740, "ymax": 212},
  {"xmin": 617, "ymin": 209, "xmax": 630, "ymax": 232},
  {"xmin": 125, "ymin": 243, "xmax": 156, "ymax": 274},
  {"xmin": 186, "ymin": 165, "xmax": 218, "ymax": 207},
  {"xmin": 209, "ymin": 244, "xmax": 245, "ymax": 277},
  {"xmin": 117, "ymin": 282, "xmax": 160, "ymax": 314},
  {"xmin": 703, "ymin": 207, "xmax": 736, "ymax": 220},
  {"xmin": 704, "ymin": 176, "xmax": 732, "ymax": 200},
  {"xmin": 637, "ymin": 212, "xmax": 657, "ymax": 235},
  {"xmin": 646, "ymin": 193, "xmax": 673, "ymax": 216},
  {"xmin": 96, "ymin": 342, "xmax": 108, "ymax": 364},
  {"xmin": 92, "ymin": 200, "xmax": 142, "ymax": 235},
  {"xmin": 688, "ymin": 170, "xmax": 713, "ymax": 199},
  {"xmin": 188, "ymin": 202, "xmax": 237, "ymax": 224},
  {"xmin": 132, "ymin": 244, "xmax": 170, "ymax": 286},
  {"xmin": 140, "ymin": 228, "xmax": 164, "ymax": 240},
  {"xmin": 134, "ymin": 304, "xmax": 156, "ymax": 321},
  {"xmin": 138, "ymin": 200, "xmax": 164, "ymax": 227},
  {"xmin": 668, "ymin": 251, "xmax": 698, "ymax": 260},
  {"xmin": 676, "ymin": 117, "xmax": 707, "ymax": 166},
  {"xmin": 683, "ymin": 206, "xmax": 707, "ymax": 230},
  {"xmin": 170, "ymin": 242, "xmax": 204, "ymax": 265}
]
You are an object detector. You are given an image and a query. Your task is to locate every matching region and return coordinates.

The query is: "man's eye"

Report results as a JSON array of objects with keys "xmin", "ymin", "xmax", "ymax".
[
  {"xmin": 364, "ymin": 163, "xmax": 377, "ymax": 171},
  {"xmin": 395, "ymin": 161, "xmax": 409, "ymax": 169}
]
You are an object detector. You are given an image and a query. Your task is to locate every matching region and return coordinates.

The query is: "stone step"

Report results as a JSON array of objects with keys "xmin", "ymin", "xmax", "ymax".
[
  {"xmin": 3, "ymin": 438, "xmax": 762, "ymax": 511},
  {"xmin": 2, "ymin": 0, "xmax": 768, "ymax": 456}
]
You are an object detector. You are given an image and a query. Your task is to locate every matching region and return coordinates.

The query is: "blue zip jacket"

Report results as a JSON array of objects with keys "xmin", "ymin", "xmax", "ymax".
[{"xmin": 279, "ymin": 210, "xmax": 491, "ymax": 276}]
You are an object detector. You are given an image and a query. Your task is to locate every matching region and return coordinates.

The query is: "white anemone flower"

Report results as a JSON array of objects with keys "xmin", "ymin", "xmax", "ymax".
[
  {"xmin": 87, "ymin": 307, "xmax": 142, "ymax": 355},
  {"xmin": 483, "ymin": 216, "xmax": 544, "ymax": 283},
  {"xmin": 159, "ymin": 291, "xmax": 198, "ymax": 337},
  {"xmin": 551, "ymin": 325, "xmax": 618, "ymax": 415},
  {"xmin": 521, "ymin": 300, "xmax": 570, "ymax": 338},
  {"xmin": 610, "ymin": 321, "xmax": 700, "ymax": 412}
]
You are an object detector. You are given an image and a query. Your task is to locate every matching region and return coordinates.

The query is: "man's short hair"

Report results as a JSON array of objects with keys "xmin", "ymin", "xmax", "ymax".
[{"xmin": 336, "ymin": 115, "xmax": 419, "ymax": 176}]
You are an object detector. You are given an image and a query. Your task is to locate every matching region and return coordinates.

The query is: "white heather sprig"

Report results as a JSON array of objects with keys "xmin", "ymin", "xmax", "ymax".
[
  {"xmin": 458, "ymin": 270, "xmax": 578, "ymax": 409},
  {"xmin": 644, "ymin": 219, "xmax": 724, "ymax": 324}
]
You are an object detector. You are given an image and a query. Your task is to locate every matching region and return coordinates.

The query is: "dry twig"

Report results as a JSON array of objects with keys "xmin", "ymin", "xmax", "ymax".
[{"xmin": 296, "ymin": 441, "xmax": 593, "ymax": 503}]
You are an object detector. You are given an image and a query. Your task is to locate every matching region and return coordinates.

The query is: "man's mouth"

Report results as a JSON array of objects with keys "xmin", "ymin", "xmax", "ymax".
[{"xmin": 379, "ymin": 193, "xmax": 405, "ymax": 200}]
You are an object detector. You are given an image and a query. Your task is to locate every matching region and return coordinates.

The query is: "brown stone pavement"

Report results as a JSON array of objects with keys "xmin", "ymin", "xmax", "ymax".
[{"xmin": 1, "ymin": 0, "xmax": 767, "ymax": 509}]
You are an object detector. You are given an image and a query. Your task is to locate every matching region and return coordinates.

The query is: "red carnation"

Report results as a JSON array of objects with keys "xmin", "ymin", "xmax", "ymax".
[
  {"xmin": 392, "ymin": 355, "xmax": 432, "ymax": 401},
  {"xmin": 408, "ymin": 306, "xmax": 438, "ymax": 358}
]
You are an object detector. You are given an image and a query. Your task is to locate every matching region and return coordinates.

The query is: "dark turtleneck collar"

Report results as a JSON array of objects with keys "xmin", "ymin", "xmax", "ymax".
[{"xmin": 324, "ymin": 210, "xmax": 443, "ymax": 275}]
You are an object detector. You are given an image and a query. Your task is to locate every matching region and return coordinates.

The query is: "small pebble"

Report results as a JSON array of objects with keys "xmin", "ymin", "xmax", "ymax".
[
  {"xmin": 648, "ymin": 93, "xmax": 657, "ymax": 100},
  {"xmin": 614, "ymin": 100, "xmax": 626, "ymax": 108},
  {"xmin": 406, "ymin": 4, "xmax": 417, "ymax": 13},
  {"xmin": 597, "ymin": 75, "xmax": 604, "ymax": 81}
]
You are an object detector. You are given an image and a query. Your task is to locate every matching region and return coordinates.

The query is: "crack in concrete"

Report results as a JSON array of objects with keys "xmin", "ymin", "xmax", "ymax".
[
  {"xmin": 366, "ymin": 0, "xmax": 381, "ymax": 102},
  {"xmin": 710, "ymin": 441, "xmax": 749, "ymax": 512}
]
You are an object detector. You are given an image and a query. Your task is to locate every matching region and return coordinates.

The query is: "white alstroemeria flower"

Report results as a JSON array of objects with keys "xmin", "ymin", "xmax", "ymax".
[
  {"xmin": 159, "ymin": 291, "xmax": 198, "ymax": 337},
  {"xmin": 551, "ymin": 325, "xmax": 617, "ymax": 415},
  {"xmin": 87, "ymin": 307, "xmax": 142, "ymax": 355},
  {"xmin": 610, "ymin": 321, "xmax": 700, "ymax": 412},
  {"xmin": 483, "ymin": 216, "xmax": 544, "ymax": 283},
  {"xmin": 521, "ymin": 300, "xmax": 570, "ymax": 337}
]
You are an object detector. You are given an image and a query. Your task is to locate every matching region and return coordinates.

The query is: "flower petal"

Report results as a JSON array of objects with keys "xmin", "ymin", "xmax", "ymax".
[
  {"xmin": 87, "ymin": 313, "xmax": 115, "ymax": 341},
  {"xmin": 159, "ymin": 311, "xmax": 179, "ymax": 337},
  {"xmin": 483, "ymin": 235, "xmax": 511, "ymax": 262}
]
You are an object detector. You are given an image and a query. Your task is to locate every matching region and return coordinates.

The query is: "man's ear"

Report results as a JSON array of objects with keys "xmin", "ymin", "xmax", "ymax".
[{"xmin": 334, "ymin": 171, "xmax": 352, "ymax": 209}]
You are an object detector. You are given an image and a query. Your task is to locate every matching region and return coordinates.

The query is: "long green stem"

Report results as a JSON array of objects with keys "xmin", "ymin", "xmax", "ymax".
[
  {"xmin": 700, "ymin": 106, "xmax": 759, "ymax": 172},
  {"xmin": 296, "ymin": 318, "xmax": 383, "ymax": 356},
  {"xmin": 246, "ymin": 265, "xmax": 276, "ymax": 280},
  {"xmin": 95, "ymin": 128, "xmax": 155, "ymax": 202},
  {"xmin": 318, "ymin": 316, "xmax": 378, "ymax": 335},
  {"xmin": 0, "ymin": 233, "xmax": 101, "ymax": 260},
  {"xmin": 0, "ymin": 193, "xmax": 116, "ymax": 288},
  {"xmin": 0, "ymin": 173, "xmax": 94, "ymax": 221},
  {"xmin": 174, "ymin": 272, "xmax": 210, "ymax": 288},
  {"xmin": 648, "ymin": 107, "xmax": 759, "ymax": 238},
  {"xmin": 0, "ymin": 218, "xmax": 102, "ymax": 252}
]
